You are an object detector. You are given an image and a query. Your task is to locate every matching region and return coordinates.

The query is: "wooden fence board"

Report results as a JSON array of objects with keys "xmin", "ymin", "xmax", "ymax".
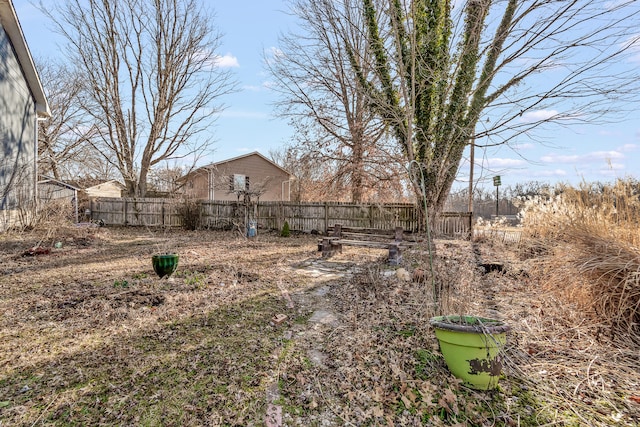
[{"xmin": 89, "ymin": 198, "xmax": 472, "ymax": 238}]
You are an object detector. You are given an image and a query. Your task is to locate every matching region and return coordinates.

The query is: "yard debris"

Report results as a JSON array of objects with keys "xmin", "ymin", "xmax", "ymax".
[
  {"xmin": 279, "ymin": 286, "xmax": 295, "ymax": 309},
  {"xmin": 412, "ymin": 268, "xmax": 426, "ymax": 283},
  {"xmin": 236, "ymin": 271, "xmax": 259, "ymax": 282},
  {"xmin": 271, "ymin": 314, "xmax": 288, "ymax": 326},
  {"xmin": 479, "ymin": 261, "xmax": 505, "ymax": 274},
  {"xmin": 21, "ymin": 246, "xmax": 51, "ymax": 256},
  {"xmin": 74, "ymin": 222, "xmax": 100, "ymax": 228}
]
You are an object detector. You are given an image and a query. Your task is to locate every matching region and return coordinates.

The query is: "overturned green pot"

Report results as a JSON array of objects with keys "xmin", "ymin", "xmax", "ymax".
[
  {"xmin": 152, "ymin": 254, "xmax": 179, "ymax": 278},
  {"xmin": 430, "ymin": 315, "xmax": 510, "ymax": 390}
]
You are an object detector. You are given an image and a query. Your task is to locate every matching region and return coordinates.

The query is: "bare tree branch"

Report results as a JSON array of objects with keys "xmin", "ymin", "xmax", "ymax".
[
  {"xmin": 35, "ymin": 58, "xmax": 101, "ymax": 180},
  {"xmin": 41, "ymin": 0, "xmax": 237, "ymax": 196},
  {"xmin": 266, "ymin": 0, "xmax": 405, "ymax": 202},
  {"xmin": 342, "ymin": 0, "xmax": 640, "ymax": 236}
]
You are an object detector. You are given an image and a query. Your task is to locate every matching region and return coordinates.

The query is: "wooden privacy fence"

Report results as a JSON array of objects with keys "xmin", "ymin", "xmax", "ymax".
[{"xmin": 89, "ymin": 198, "xmax": 472, "ymax": 237}]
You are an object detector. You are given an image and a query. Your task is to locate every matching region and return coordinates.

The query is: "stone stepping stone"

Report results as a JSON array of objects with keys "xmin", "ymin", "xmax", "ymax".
[{"xmin": 308, "ymin": 310, "xmax": 339, "ymax": 326}]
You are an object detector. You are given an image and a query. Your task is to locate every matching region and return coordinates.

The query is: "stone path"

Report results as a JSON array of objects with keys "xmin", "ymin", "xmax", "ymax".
[{"xmin": 265, "ymin": 258, "xmax": 356, "ymax": 427}]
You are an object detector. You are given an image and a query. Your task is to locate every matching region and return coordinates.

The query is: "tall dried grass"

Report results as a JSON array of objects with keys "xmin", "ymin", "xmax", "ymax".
[{"xmin": 518, "ymin": 178, "xmax": 640, "ymax": 341}]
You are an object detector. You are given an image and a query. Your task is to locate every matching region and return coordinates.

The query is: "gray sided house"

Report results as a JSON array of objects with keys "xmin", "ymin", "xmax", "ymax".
[
  {"xmin": 183, "ymin": 152, "xmax": 294, "ymax": 202},
  {"xmin": 0, "ymin": 0, "xmax": 50, "ymax": 230}
]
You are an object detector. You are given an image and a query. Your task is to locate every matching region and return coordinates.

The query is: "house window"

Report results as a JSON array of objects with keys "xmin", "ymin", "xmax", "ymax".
[{"xmin": 231, "ymin": 174, "xmax": 250, "ymax": 191}]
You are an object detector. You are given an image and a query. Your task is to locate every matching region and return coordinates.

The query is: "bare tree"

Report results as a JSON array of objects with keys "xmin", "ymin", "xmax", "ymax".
[
  {"xmin": 43, "ymin": 0, "xmax": 236, "ymax": 196},
  {"xmin": 69, "ymin": 154, "xmax": 120, "ymax": 182},
  {"xmin": 346, "ymin": 0, "xmax": 640, "ymax": 232},
  {"xmin": 147, "ymin": 164, "xmax": 186, "ymax": 195},
  {"xmin": 270, "ymin": 145, "xmax": 409, "ymax": 202},
  {"xmin": 267, "ymin": 0, "xmax": 405, "ymax": 203},
  {"xmin": 36, "ymin": 58, "xmax": 98, "ymax": 180},
  {"xmin": 270, "ymin": 145, "xmax": 349, "ymax": 201}
]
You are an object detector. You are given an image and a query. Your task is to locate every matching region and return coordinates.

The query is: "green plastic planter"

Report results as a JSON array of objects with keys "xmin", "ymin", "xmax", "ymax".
[
  {"xmin": 430, "ymin": 315, "xmax": 510, "ymax": 390},
  {"xmin": 152, "ymin": 254, "xmax": 179, "ymax": 278}
]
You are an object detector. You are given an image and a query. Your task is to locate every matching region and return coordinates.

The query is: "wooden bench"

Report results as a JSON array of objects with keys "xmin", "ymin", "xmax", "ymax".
[{"xmin": 318, "ymin": 224, "xmax": 407, "ymax": 264}]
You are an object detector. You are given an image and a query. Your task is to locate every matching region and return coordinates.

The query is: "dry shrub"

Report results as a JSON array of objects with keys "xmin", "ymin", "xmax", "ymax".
[
  {"xmin": 36, "ymin": 198, "xmax": 75, "ymax": 224},
  {"xmin": 520, "ymin": 179, "xmax": 640, "ymax": 341},
  {"xmin": 23, "ymin": 199, "xmax": 76, "ymax": 244},
  {"xmin": 176, "ymin": 197, "xmax": 203, "ymax": 230}
]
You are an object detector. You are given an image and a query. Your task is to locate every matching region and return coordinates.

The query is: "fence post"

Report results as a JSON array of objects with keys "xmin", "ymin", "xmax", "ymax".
[
  {"xmin": 275, "ymin": 202, "xmax": 281, "ymax": 231},
  {"xmin": 324, "ymin": 202, "xmax": 329, "ymax": 233},
  {"xmin": 123, "ymin": 199, "xmax": 128, "ymax": 226},
  {"xmin": 280, "ymin": 202, "xmax": 284, "ymax": 231},
  {"xmin": 369, "ymin": 204, "xmax": 373, "ymax": 228}
]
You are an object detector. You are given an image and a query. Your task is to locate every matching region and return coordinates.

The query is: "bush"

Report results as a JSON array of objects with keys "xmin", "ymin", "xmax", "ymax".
[
  {"xmin": 176, "ymin": 198, "xmax": 203, "ymax": 231},
  {"xmin": 281, "ymin": 221, "xmax": 290, "ymax": 237}
]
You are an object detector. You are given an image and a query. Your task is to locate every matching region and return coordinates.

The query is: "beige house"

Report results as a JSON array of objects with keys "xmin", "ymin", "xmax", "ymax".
[
  {"xmin": 84, "ymin": 180, "xmax": 123, "ymax": 198},
  {"xmin": 182, "ymin": 152, "xmax": 294, "ymax": 202}
]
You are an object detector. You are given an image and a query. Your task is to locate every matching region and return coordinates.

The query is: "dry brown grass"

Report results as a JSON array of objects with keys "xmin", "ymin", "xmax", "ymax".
[
  {"xmin": 541, "ymin": 228, "xmax": 639, "ymax": 339},
  {"xmin": 0, "ymin": 227, "xmax": 321, "ymax": 426},
  {"xmin": 500, "ymin": 178, "xmax": 640, "ymax": 425},
  {"xmin": 1, "ymin": 220, "xmax": 639, "ymax": 426},
  {"xmin": 518, "ymin": 179, "xmax": 640, "ymax": 340},
  {"xmin": 464, "ymin": 235, "xmax": 640, "ymax": 427}
]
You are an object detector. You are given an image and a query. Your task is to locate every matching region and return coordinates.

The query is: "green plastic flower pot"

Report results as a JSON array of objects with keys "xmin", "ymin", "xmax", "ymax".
[
  {"xmin": 152, "ymin": 254, "xmax": 179, "ymax": 278},
  {"xmin": 430, "ymin": 315, "xmax": 510, "ymax": 390}
]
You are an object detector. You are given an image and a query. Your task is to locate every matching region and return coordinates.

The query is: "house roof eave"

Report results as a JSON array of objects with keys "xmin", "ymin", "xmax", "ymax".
[
  {"xmin": 84, "ymin": 180, "xmax": 125, "ymax": 191},
  {"xmin": 38, "ymin": 176, "xmax": 81, "ymax": 191},
  {"xmin": 207, "ymin": 151, "xmax": 293, "ymax": 176},
  {"xmin": 0, "ymin": 0, "xmax": 51, "ymax": 117}
]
